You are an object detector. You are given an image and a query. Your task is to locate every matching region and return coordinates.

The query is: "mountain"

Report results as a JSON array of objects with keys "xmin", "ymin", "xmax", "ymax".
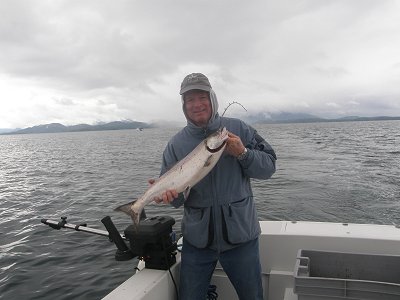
[
  {"xmin": 3, "ymin": 120, "xmax": 151, "ymax": 135},
  {"xmin": 10, "ymin": 123, "xmax": 68, "ymax": 134}
]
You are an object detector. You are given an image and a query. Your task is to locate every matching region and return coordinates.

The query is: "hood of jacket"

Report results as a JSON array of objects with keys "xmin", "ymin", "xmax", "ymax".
[{"xmin": 181, "ymin": 88, "xmax": 221, "ymax": 136}]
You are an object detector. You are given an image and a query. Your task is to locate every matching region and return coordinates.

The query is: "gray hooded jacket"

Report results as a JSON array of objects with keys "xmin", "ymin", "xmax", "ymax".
[{"xmin": 160, "ymin": 89, "xmax": 277, "ymax": 252}]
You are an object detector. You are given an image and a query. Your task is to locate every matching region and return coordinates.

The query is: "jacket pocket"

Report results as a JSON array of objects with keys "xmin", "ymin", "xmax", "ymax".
[
  {"xmin": 182, "ymin": 206, "xmax": 212, "ymax": 248},
  {"xmin": 221, "ymin": 197, "xmax": 261, "ymax": 244}
]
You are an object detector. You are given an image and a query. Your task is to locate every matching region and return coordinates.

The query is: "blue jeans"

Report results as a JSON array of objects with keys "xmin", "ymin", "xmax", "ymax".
[{"xmin": 179, "ymin": 238, "xmax": 264, "ymax": 300}]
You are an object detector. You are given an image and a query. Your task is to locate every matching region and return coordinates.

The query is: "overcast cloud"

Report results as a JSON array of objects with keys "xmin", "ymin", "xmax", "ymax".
[{"xmin": 1, "ymin": 0, "xmax": 400, "ymax": 128}]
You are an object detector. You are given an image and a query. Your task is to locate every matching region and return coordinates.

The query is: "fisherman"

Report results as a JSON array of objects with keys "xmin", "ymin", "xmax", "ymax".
[{"xmin": 154, "ymin": 73, "xmax": 277, "ymax": 300}]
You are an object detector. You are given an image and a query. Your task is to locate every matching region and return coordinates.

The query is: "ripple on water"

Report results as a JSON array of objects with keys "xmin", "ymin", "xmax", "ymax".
[{"xmin": 1, "ymin": 122, "xmax": 399, "ymax": 299}]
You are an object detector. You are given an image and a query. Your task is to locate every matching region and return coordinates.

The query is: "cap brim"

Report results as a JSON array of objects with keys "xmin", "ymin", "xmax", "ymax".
[{"xmin": 180, "ymin": 84, "xmax": 211, "ymax": 95}]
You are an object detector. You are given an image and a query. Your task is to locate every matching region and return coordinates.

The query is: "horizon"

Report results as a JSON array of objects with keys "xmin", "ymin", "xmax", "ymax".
[{"xmin": 2, "ymin": 112, "xmax": 400, "ymax": 133}]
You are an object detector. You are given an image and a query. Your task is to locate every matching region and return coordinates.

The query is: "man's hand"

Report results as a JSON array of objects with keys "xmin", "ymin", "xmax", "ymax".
[
  {"xmin": 225, "ymin": 131, "xmax": 246, "ymax": 158},
  {"xmin": 148, "ymin": 179, "xmax": 178, "ymax": 204}
]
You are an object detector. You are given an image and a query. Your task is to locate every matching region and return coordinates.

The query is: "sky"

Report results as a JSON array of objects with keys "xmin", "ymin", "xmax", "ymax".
[{"xmin": 1, "ymin": 0, "xmax": 400, "ymax": 129}]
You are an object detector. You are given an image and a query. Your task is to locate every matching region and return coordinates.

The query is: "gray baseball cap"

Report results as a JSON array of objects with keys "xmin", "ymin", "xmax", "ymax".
[{"xmin": 180, "ymin": 73, "xmax": 212, "ymax": 95}]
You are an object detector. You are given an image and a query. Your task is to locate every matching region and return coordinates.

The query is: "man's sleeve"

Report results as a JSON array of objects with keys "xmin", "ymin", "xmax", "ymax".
[{"xmin": 239, "ymin": 128, "xmax": 277, "ymax": 179}]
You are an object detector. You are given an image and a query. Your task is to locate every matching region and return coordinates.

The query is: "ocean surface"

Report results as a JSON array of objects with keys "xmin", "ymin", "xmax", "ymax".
[{"xmin": 1, "ymin": 121, "xmax": 399, "ymax": 299}]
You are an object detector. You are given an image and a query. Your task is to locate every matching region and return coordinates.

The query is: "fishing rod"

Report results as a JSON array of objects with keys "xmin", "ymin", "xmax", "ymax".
[
  {"xmin": 41, "ymin": 216, "xmax": 133, "ymax": 260},
  {"xmin": 221, "ymin": 101, "xmax": 247, "ymax": 117},
  {"xmin": 41, "ymin": 215, "xmax": 177, "ymax": 269}
]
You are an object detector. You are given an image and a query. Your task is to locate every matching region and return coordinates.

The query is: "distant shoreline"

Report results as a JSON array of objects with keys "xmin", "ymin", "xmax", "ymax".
[
  {"xmin": 1, "ymin": 116, "xmax": 400, "ymax": 135},
  {"xmin": 0, "ymin": 121, "xmax": 151, "ymax": 135}
]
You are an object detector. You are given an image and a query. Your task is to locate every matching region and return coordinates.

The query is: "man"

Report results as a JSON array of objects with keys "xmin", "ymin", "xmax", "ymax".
[{"xmin": 155, "ymin": 73, "xmax": 277, "ymax": 300}]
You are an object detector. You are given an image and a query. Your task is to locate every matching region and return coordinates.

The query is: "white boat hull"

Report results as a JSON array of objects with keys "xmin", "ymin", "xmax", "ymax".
[{"xmin": 103, "ymin": 221, "xmax": 400, "ymax": 300}]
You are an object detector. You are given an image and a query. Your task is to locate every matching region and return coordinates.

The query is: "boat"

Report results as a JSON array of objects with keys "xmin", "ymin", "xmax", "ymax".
[{"xmin": 102, "ymin": 220, "xmax": 400, "ymax": 300}]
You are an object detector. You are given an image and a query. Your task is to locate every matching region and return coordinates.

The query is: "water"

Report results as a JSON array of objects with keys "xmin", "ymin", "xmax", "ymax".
[{"xmin": 1, "ymin": 121, "xmax": 399, "ymax": 299}]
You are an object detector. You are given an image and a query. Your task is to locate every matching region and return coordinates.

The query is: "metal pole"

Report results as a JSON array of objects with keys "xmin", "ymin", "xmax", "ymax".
[{"xmin": 41, "ymin": 217, "xmax": 127, "ymax": 240}]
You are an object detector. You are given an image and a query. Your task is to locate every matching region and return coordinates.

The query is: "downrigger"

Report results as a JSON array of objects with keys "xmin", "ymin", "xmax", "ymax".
[{"xmin": 41, "ymin": 214, "xmax": 177, "ymax": 270}]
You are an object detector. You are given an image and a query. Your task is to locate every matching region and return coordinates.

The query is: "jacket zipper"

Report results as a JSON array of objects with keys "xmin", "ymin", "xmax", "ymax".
[
  {"xmin": 205, "ymin": 125, "xmax": 220, "ymax": 252},
  {"xmin": 210, "ymin": 167, "xmax": 221, "ymax": 253}
]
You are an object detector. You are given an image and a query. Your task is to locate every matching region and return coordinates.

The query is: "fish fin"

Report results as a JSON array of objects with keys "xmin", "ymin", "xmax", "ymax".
[
  {"xmin": 203, "ymin": 155, "xmax": 213, "ymax": 167},
  {"xmin": 183, "ymin": 186, "xmax": 191, "ymax": 200},
  {"xmin": 115, "ymin": 199, "xmax": 146, "ymax": 224}
]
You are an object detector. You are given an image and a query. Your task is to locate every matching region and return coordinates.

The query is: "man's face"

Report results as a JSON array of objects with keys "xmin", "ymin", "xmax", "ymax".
[{"xmin": 184, "ymin": 90, "xmax": 212, "ymax": 127}]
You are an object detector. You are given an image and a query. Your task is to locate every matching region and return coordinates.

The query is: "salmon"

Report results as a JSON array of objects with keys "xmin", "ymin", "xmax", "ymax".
[{"xmin": 115, "ymin": 127, "xmax": 229, "ymax": 226}]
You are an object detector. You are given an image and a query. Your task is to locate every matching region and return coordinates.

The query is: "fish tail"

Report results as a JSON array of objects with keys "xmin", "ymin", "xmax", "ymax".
[
  {"xmin": 114, "ymin": 200, "xmax": 146, "ymax": 227},
  {"xmin": 114, "ymin": 201, "xmax": 136, "ymax": 221}
]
